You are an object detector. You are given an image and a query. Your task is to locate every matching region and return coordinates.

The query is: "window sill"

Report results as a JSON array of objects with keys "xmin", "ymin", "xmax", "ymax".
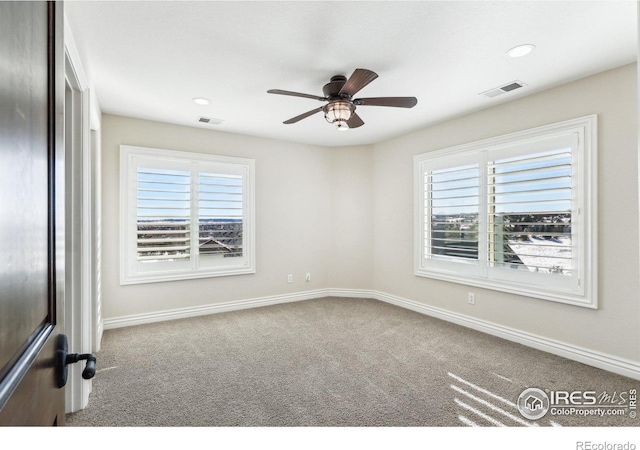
[
  {"xmin": 120, "ymin": 266, "xmax": 256, "ymax": 286},
  {"xmin": 414, "ymin": 267, "xmax": 596, "ymax": 309}
]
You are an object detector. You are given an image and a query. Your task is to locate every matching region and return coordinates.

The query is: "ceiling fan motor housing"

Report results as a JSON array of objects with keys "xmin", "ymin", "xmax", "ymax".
[{"xmin": 323, "ymin": 75, "xmax": 348, "ymax": 98}]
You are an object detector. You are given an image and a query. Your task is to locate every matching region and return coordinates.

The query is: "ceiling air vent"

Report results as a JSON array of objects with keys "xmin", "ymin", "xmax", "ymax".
[
  {"xmin": 480, "ymin": 80, "xmax": 526, "ymax": 98},
  {"xmin": 197, "ymin": 116, "xmax": 224, "ymax": 125}
]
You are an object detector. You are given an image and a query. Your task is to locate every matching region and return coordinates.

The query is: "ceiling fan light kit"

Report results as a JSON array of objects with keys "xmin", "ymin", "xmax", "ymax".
[
  {"xmin": 267, "ymin": 68, "xmax": 417, "ymax": 131},
  {"xmin": 324, "ymin": 101, "xmax": 354, "ymax": 130}
]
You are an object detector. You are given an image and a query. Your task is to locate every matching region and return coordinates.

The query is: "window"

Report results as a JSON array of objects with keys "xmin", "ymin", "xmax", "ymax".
[
  {"xmin": 120, "ymin": 145, "xmax": 255, "ymax": 285},
  {"xmin": 414, "ymin": 116, "xmax": 597, "ymax": 307}
]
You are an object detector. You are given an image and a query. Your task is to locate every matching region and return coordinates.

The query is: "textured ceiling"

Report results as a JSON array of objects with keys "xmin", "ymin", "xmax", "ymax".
[{"xmin": 65, "ymin": 1, "xmax": 637, "ymax": 147}]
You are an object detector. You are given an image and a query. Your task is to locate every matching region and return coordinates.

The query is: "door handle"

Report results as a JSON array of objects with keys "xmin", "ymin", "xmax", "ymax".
[{"xmin": 56, "ymin": 334, "xmax": 97, "ymax": 388}]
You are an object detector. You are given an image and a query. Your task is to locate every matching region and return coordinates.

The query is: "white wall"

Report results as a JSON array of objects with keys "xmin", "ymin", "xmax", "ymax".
[
  {"xmin": 101, "ymin": 63, "xmax": 639, "ymax": 368},
  {"xmin": 372, "ymin": 63, "xmax": 640, "ymax": 362},
  {"xmin": 101, "ymin": 115, "xmax": 333, "ymax": 319}
]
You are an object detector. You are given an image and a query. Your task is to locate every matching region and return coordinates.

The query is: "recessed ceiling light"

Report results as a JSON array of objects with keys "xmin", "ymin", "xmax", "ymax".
[
  {"xmin": 506, "ymin": 44, "xmax": 536, "ymax": 58},
  {"xmin": 192, "ymin": 97, "xmax": 210, "ymax": 105}
]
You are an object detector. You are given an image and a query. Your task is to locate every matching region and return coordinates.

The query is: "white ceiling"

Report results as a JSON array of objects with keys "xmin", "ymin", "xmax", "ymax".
[{"xmin": 65, "ymin": 1, "xmax": 637, "ymax": 147}]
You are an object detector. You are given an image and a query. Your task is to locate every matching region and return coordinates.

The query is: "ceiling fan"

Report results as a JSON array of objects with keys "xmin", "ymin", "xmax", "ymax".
[{"xmin": 267, "ymin": 68, "xmax": 417, "ymax": 130}]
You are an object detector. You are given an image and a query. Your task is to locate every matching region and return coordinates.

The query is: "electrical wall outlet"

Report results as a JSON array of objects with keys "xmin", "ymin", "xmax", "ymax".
[
  {"xmin": 468, "ymin": 293, "xmax": 475, "ymax": 305},
  {"xmin": 287, "ymin": 274, "xmax": 293, "ymax": 283},
  {"xmin": 305, "ymin": 273, "xmax": 311, "ymax": 282}
]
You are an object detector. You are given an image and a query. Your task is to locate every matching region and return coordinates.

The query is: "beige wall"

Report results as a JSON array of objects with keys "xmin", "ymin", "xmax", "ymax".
[
  {"xmin": 101, "ymin": 115, "xmax": 334, "ymax": 318},
  {"xmin": 329, "ymin": 145, "xmax": 374, "ymax": 289},
  {"xmin": 102, "ymin": 63, "xmax": 639, "ymax": 364},
  {"xmin": 372, "ymin": 63, "xmax": 640, "ymax": 361}
]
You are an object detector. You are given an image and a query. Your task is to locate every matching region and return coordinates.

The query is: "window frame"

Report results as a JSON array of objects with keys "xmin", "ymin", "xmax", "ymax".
[
  {"xmin": 414, "ymin": 115, "xmax": 597, "ymax": 308},
  {"xmin": 120, "ymin": 145, "xmax": 256, "ymax": 285}
]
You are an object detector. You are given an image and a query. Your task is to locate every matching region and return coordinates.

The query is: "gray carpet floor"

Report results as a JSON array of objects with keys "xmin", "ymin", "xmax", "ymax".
[{"xmin": 66, "ymin": 297, "xmax": 638, "ymax": 427}]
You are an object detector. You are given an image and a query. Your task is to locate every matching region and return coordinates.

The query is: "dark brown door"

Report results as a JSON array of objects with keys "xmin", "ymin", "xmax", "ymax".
[{"xmin": 0, "ymin": 1, "xmax": 66, "ymax": 426}]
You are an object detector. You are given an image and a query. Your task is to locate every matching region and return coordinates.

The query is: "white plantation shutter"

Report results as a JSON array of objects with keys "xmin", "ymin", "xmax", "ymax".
[
  {"xmin": 415, "ymin": 116, "xmax": 597, "ymax": 308},
  {"xmin": 418, "ymin": 152, "xmax": 483, "ymax": 279},
  {"xmin": 197, "ymin": 167, "xmax": 248, "ymax": 268},
  {"xmin": 136, "ymin": 168, "xmax": 191, "ymax": 263},
  {"xmin": 482, "ymin": 133, "xmax": 580, "ymax": 296},
  {"xmin": 487, "ymin": 148, "xmax": 573, "ymax": 275},
  {"xmin": 427, "ymin": 163, "xmax": 480, "ymax": 263},
  {"xmin": 121, "ymin": 146, "xmax": 255, "ymax": 285}
]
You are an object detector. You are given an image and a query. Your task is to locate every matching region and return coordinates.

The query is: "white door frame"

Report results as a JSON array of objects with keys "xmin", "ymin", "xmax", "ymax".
[{"xmin": 64, "ymin": 16, "xmax": 102, "ymax": 413}]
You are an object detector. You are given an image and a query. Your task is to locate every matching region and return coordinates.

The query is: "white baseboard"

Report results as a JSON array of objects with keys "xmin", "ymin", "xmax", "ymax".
[
  {"xmin": 368, "ymin": 290, "xmax": 640, "ymax": 381},
  {"xmin": 103, "ymin": 287, "xmax": 640, "ymax": 380},
  {"xmin": 103, "ymin": 289, "xmax": 331, "ymax": 329}
]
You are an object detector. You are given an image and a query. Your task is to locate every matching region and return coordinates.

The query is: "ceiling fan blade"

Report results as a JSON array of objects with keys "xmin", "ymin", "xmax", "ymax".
[
  {"xmin": 338, "ymin": 69, "xmax": 378, "ymax": 97},
  {"xmin": 346, "ymin": 112, "xmax": 364, "ymax": 129},
  {"xmin": 267, "ymin": 89, "xmax": 326, "ymax": 101},
  {"xmin": 283, "ymin": 107, "xmax": 324, "ymax": 124},
  {"xmin": 353, "ymin": 97, "xmax": 418, "ymax": 108}
]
